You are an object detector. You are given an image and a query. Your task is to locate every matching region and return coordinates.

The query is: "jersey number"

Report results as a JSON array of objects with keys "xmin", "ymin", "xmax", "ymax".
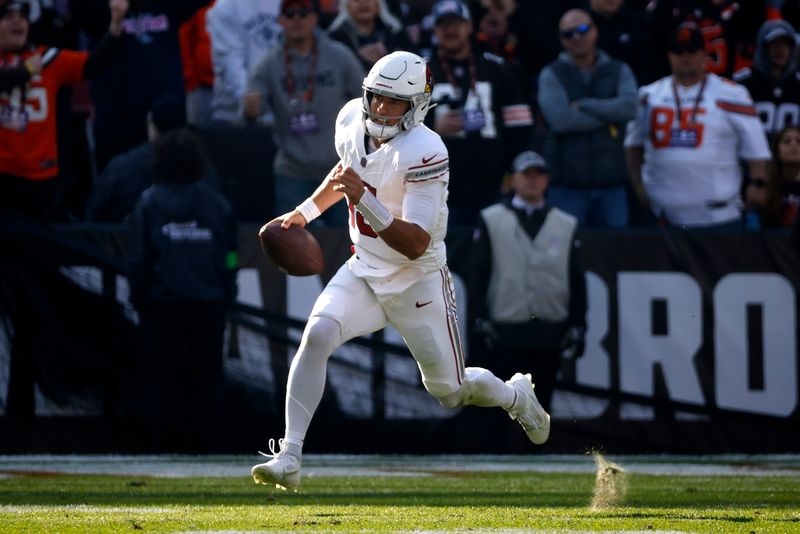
[
  {"xmin": 699, "ymin": 23, "xmax": 727, "ymax": 75},
  {"xmin": 349, "ymin": 183, "xmax": 379, "ymax": 238},
  {"xmin": 756, "ymin": 101, "xmax": 800, "ymax": 134},
  {"xmin": 650, "ymin": 106, "xmax": 706, "ymax": 149},
  {"xmin": 0, "ymin": 86, "xmax": 48, "ymax": 121}
]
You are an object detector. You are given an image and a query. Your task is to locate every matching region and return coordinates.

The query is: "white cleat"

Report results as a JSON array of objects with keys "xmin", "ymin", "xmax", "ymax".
[
  {"xmin": 506, "ymin": 372, "xmax": 551, "ymax": 445},
  {"xmin": 251, "ymin": 438, "xmax": 301, "ymax": 491}
]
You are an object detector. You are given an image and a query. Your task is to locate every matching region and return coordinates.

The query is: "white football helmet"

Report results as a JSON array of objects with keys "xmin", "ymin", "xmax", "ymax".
[{"xmin": 362, "ymin": 51, "xmax": 433, "ymax": 140}]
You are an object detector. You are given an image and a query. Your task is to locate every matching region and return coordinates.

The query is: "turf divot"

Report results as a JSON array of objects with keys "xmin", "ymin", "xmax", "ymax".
[{"xmin": 590, "ymin": 452, "xmax": 628, "ymax": 510}]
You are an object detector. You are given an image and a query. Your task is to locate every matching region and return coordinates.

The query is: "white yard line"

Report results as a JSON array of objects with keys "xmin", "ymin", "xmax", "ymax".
[{"xmin": 0, "ymin": 454, "xmax": 797, "ymax": 478}]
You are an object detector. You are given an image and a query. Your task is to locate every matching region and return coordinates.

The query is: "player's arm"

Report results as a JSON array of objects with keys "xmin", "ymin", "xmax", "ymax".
[
  {"xmin": 377, "ymin": 219, "xmax": 431, "ymax": 260},
  {"xmin": 331, "ymin": 166, "xmax": 431, "ymax": 259},
  {"xmin": 278, "ymin": 163, "xmax": 345, "ymax": 228}
]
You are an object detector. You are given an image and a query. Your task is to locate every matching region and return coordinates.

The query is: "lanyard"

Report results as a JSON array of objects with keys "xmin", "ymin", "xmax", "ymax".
[
  {"xmin": 437, "ymin": 50, "xmax": 480, "ymax": 107},
  {"xmin": 284, "ymin": 37, "xmax": 318, "ymax": 103},
  {"xmin": 671, "ymin": 76, "xmax": 706, "ymax": 124}
]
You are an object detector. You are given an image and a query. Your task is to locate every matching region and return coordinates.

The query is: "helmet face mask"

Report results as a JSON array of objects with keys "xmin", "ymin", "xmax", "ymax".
[{"xmin": 362, "ymin": 51, "xmax": 433, "ymax": 140}]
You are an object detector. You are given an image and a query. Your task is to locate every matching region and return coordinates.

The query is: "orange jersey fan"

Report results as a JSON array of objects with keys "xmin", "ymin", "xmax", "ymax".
[{"xmin": 0, "ymin": 45, "xmax": 87, "ymax": 181}]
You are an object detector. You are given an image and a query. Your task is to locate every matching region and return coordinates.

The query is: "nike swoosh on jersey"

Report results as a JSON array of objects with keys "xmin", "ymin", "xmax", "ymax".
[
  {"xmin": 421, "ymin": 155, "xmax": 436, "ymax": 164},
  {"xmin": 415, "ymin": 300, "xmax": 433, "ymax": 308}
]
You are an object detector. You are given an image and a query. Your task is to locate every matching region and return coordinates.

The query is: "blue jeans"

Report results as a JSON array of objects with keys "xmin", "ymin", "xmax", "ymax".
[
  {"xmin": 547, "ymin": 185, "xmax": 629, "ymax": 228},
  {"xmin": 273, "ymin": 173, "xmax": 346, "ymax": 227}
]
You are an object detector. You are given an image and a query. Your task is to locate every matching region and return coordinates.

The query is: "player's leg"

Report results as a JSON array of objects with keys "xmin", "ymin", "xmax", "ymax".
[
  {"xmin": 252, "ymin": 264, "xmax": 388, "ymax": 490},
  {"xmin": 384, "ymin": 266, "xmax": 550, "ymax": 444},
  {"xmin": 384, "ymin": 267, "xmax": 511, "ymax": 407}
]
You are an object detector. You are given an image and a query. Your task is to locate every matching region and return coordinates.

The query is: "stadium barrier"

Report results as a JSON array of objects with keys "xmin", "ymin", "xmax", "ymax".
[{"xmin": 0, "ymin": 218, "xmax": 798, "ymax": 454}]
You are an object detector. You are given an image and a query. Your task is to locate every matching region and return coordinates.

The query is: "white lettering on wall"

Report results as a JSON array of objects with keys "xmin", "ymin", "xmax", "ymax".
[
  {"xmin": 578, "ymin": 272, "xmax": 611, "ymax": 390},
  {"xmin": 618, "ymin": 272, "xmax": 705, "ymax": 406},
  {"xmin": 714, "ymin": 273, "xmax": 798, "ymax": 416}
]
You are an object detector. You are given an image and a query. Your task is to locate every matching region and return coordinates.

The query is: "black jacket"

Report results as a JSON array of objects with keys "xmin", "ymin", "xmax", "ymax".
[
  {"xmin": 128, "ymin": 181, "xmax": 237, "ymax": 305},
  {"xmin": 86, "ymin": 142, "xmax": 221, "ymax": 223}
]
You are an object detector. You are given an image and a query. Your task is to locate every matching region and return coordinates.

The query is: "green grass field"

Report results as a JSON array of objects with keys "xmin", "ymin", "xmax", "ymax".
[{"xmin": 1, "ymin": 455, "xmax": 799, "ymax": 533}]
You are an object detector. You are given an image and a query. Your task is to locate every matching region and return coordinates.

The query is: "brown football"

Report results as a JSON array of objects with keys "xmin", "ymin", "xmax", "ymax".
[{"xmin": 258, "ymin": 218, "xmax": 324, "ymax": 276}]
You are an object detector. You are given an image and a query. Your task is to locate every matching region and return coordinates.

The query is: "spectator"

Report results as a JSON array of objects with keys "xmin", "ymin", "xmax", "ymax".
[
  {"xmin": 385, "ymin": 0, "xmax": 434, "ymax": 49},
  {"xmin": 506, "ymin": 0, "xmax": 583, "ymax": 81},
  {"xmin": 180, "ymin": 1, "xmax": 216, "ymax": 127},
  {"xmin": 761, "ymin": 125, "xmax": 800, "ymax": 228},
  {"xmin": 425, "ymin": 0, "xmax": 533, "ymax": 226},
  {"xmin": 624, "ymin": 23, "xmax": 772, "ymax": 231},
  {"xmin": 471, "ymin": 0, "xmax": 520, "ymax": 66},
  {"xmin": 86, "ymin": 94, "xmax": 219, "ymax": 223},
  {"xmin": 244, "ymin": 0, "xmax": 363, "ymax": 223},
  {"xmin": 72, "ymin": 0, "xmax": 209, "ymax": 172},
  {"xmin": 127, "ymin": 128, "xmax": 238, "ymax": 451},
  {"xmin": 589, "ymin": 0, "xmax": 658, "ymax": 85},
  {"xmin": 468, "ymin": 150, "xmax": 586, "ymax": 411},
  {"xmin": 647, "ymin": 0, "xmax": 770, "ymax": 79},
  {"xmin": 0, "ymin": 0, "xmax": 128, "ymax": 221},
  {"xmin": 206, "ymin": 0, "xmax": 282, "ymax": 126},
  {"xmin": 733, "ymin": 19, "xmax": 800, "ymax": 142},
  {"xmin": 537, "ymin": 8, "xmax": 638, "ymax": 228},
  {"xmin": 327, "ymin": 0, "xmax": 412, "ymax": 71}
]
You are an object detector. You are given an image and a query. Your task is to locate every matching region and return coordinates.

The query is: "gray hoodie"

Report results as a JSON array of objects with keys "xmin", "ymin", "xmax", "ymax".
[{"xmin": 751, "ymin": 19, "xmax": 799, "ymax": 80}]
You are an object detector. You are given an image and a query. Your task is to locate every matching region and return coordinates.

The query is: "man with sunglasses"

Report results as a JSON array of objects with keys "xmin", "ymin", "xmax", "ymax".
[
  {"xmin": 537, "ymin": 8, "xmax": 638, "ymax": 228},
  {"xmin": 624, "ymin": 23, "xmax": 771, "ymax": 230},
  {"xmin": 244, "ymin": 0, "xmax": 363, "ymax": 223}
]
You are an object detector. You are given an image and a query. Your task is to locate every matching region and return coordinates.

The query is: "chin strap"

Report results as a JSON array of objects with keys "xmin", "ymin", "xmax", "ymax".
[{"xmin": 365, "ymin": 118, "xmax": 401, "ymax": 141}]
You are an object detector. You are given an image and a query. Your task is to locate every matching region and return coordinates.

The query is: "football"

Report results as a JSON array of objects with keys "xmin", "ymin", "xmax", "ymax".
[{"xmin": 258, "ymin": 218, "xmax": 324, "ymax": 276}]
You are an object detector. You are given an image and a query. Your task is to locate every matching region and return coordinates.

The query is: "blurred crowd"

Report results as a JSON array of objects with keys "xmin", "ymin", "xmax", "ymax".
[{"xmin": 1, "ymin": 0, "xmax": 800, "ymax": 232}]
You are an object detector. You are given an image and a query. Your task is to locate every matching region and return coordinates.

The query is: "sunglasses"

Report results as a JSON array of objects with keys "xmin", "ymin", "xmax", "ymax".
[
  {"xmin": 560, "ymin": 23, "xmax": 592, "ymax": 39},
  {"xmin": 283, "ymin": 7, "xmax": 311, "ymax": 18}
]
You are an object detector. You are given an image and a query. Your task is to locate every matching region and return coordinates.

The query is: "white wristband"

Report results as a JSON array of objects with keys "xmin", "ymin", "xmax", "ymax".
[
  {"xmin": 296, "ymin": 198, "xmax": 321, "ymax": 223},
  {"xmin": 356, "ymin": 189, "xmax": 394, "ymax": 232}
]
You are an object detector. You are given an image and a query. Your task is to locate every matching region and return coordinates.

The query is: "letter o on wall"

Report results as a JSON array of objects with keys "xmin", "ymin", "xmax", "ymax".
[{"xmin": 714, "ymin": 273, "xmax": 797, "ymax": 417}]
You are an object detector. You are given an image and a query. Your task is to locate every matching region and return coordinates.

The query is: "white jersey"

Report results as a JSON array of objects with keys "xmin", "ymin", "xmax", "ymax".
[
  {"xmin": 334, "ymin": 99, "xmax": 450, "ymax": 293},
  {"xmin": 625, "ymin": 73, "xmax": 771, "ymax": 226}
]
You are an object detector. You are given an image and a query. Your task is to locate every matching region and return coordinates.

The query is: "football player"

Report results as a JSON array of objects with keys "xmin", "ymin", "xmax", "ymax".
[{"xmin": 251, "ymin": 50, "xmax": 550, "ymax": 491}]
